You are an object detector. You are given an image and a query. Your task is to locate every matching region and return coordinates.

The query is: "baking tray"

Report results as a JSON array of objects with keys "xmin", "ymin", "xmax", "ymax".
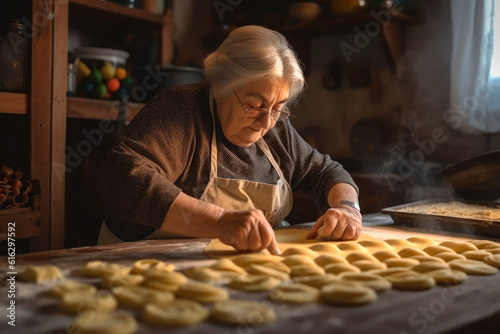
[{"xmin": 381, "ymin": 198, "xmax": 500, "ymax": 238}]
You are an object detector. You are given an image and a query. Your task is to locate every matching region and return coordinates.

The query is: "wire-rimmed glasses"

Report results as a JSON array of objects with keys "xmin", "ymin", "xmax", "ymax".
[{"xmin": 234, "ymin": 91, "xmax": 290, "ymax": 121}]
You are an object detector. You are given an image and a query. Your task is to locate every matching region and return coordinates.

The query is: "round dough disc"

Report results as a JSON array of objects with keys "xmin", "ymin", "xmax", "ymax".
[
  {"xmin": 67, "ymin": 311, "xmax": 137, "ymax": 334},
  {"xmin": 467, "ymin": 240, "xmax": 500, "ymax": 249},
  {"xmin": 314, "ymin": 254, "xmax": 348, "ymax": 267},
  {"xmin": 398, "ymin": 248, "xmax": 428, "ymax": 258},
  {"xmin": 383, "ymin": 258, "xmax": 420, "ymax": 268},
  {"xmin": 484, "ymin": 254, "xmax": 500, "ymax": 268},
  {"xmin": 19, "ymin": 265, "xmax": 62, "ymax": 282},
  {"xmin": 210, "ymin": 300, "xmax": 276, "ymax": 326},
  {"xmin": 321, "ymin": 281, "xmax": 377, "ymax": 305},
  {"xmin": 433, "ymin": 252, "xmax": 466, "ymax": 262},
  {"xmin": 406, "ymin": 237, "xmax": 438, "ymax": 248},
  {"xmin": 293, "ymin": 274, "xmax": 339, "ymax": 288},
  {"xmin": 247, "ymin": 264, "xmax": 290, "ymax": 281},
  {"xmin": 439, "ymin": 241, "xmax": 478, "ymax": 254},
  {"xmin": 410, "ymin": 255, "xmax": 446, "ymax": 264},
  {"xmin": 308, "ymin": 243, "xmax": 342, "ymax": 254},
  {"xmin": 143, "ymin": 299, "xmax": 208, "ymax": 327},
  {"xmin": 145, "ymin": 271, "xmax": 187, "ymax": 285},
  {"xmin": 372, "ymin": 250, "xmax": 401, "ymax": 262},
  {"xmin": 60, "ymin": 291, "xmax": 117, "ymax": 313},
  {"xmin": 324, "ymin": 263, "xmax": 361, "ymax": 275},
  {"xmin": 261, "ymin": 261, "xmax": 292, "ymax": 274},
  {"xmin": 340, "ymin": 272, "xmax": 392, "ymax": 292},
  {"xmin": 357, "ymin": 240, "xmax": 393, "ymax": 250},
  {"xmin": 290, "ymin": 264, "xmax": 325, "ymax": 278},
  {"xmin": 210, "ymin": 258, "xmax": 247, "ymax": 275},
  {"xmin": 448, "ymin": 259, "xmax": 498, "ymax": 275},
  {"xmin": 282, "ymin": 255, "xmax": 317, "ymax": 268},
  {"xmin": 383, "ymin": 239, "xmax": 415, "ymax": 249},
  {"xmin": 281, "ymin": 247, "xmax": 318, "ymax": 258},
  {"xmin": 411, "ymin": 262, "xmax": 450, "ymax": 273},
  {"xmin": 336, "ymin": 242, "xmax": 368, "ymax": 253},
  {"xmin": 176, "ymin": 281, "xmax": 229, "ymax": 303},
  {"xmin": 79, "ymin": 261, "xmax": 130, "ymax": 278},
  {"xmin": 131, "ymin": 259, "xmax": 174, "ymax": 275},
  {"xmin": 460, "ymin": 250, "xmax": 492, "ymax": 261},
  {"xmin": 184, "ymin": 266, "xmax": 236, "ymax": 282},
  {"xmin": 426, "ymin": 269, "xmax": 467, "ymax": 285},
  {"xmin": 49, "ymin": 281, "xmax": 96, "ymax": 298},
  {"xmin": 422, "ymin": 245, "xmax": 456, "ymax": 256},
  {"xmin": 228, "ymin": 275, "xmax": 281, "ymax": 292},
  {"xmin": 269, "ymin": 283, "xmax": 320, "ymax": 304},
  {"xmin": 231, "ymin": 254, "xmax": 282, "ymax": 268},
  {"xmin": 369, "ymin": 268, "xmax": 418, "ymax": 278},
  {"xmin": 351, "ymin": 260, "xmax": 387, "ymax": 272},
  {"xmin": 102, "ymin": 274, "xmax": 144, "ymax": 289},
  {"xmin": 112, "ymin": 286, "xmax": 174, "ymax": 309},
  {"xmin": 346, "ymin": 252, "xmax": 378, "ymax": 263},
  {"xmin": 386, "ymin": 273, "xmax": 436, "ymax": 290}
]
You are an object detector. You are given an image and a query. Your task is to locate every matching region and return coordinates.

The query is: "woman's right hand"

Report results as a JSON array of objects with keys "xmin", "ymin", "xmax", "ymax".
[{"xmin": 214, "ymin": 209, "xmax": 281, "ymax": 255}]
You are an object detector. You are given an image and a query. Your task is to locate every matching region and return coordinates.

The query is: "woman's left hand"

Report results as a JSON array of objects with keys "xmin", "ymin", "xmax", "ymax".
[{"xmin": 306, "ymin": 205, "xmax": 362, "ymax": 241}]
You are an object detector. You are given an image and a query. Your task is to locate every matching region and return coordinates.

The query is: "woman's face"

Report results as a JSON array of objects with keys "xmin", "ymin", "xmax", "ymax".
[{"xmin": 215, "ymin": 76, "xmax": 291, "ymax": 148}]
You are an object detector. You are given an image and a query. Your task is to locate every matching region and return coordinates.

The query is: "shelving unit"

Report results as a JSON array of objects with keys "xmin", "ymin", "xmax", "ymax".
[
  {"xmin": 49, "ymin": 0, "xmax": 174, "ymax": 249},
  {"xmin": 0, "ymin": 0, "xmax": 173, "ymax": 252}
]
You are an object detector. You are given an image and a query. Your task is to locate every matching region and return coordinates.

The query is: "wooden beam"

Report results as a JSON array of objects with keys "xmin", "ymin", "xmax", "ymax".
[
  {"xmin": 29, "ymin": 0, "xmax": 53, "ymax": 252},
  {"xmin": 161, "ymin": 9, "xmax": 174, "ymax": 65},
  {"xmin": 51, "ymin": 0, "xmax": 69, "ymax": 250}
]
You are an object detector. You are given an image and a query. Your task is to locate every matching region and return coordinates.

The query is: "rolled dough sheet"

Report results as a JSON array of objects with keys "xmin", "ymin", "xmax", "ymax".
[{"xmin": 204, "ymin": 229, "xmax": 379, "ymax": 258}]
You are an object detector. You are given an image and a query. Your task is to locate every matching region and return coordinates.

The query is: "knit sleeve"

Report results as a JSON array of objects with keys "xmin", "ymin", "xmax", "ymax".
[
  {"xmin": 268, "ymin": 119, "xmax": 358, "ymax": 211},
  {"xmin": 95, "ymin": 86, "xmax": 195, "ymax": 232}
]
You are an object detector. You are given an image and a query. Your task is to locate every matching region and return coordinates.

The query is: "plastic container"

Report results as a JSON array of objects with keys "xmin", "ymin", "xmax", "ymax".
[{"xmin": 74, "ymin": 47, "xmax": 131, "ymax": 100}]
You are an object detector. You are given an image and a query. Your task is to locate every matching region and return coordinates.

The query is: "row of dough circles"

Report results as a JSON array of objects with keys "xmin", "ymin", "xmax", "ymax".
[{"xmin": 16, "ymin": 238, "xmax": 500, "ymax": 333}]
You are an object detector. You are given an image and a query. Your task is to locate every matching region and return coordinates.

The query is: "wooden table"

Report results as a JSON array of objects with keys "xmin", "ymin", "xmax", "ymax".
[{"xmin": 1, "ymin": 222, "xmax": 500, "ymax": 334}]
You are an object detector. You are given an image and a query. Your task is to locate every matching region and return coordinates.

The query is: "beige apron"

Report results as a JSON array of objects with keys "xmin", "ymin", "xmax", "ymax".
[{"xmin": 97, "ymin": 91, "xmax": 293, "ymax": 245}]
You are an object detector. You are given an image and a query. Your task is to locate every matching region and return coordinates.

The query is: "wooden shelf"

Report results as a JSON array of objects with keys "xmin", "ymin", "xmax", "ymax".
[
  {"xmin": 0, "ymin": 92, "xmax": 29, "ymax": 115},
  {"xmin": 67, "ymin": 97, "xmax": 145, "ymax": 121},
  {"xmin": 69, "ymin": 0, "xmax": 165, "ymax": 25},
  {"xmin": 275, "ymin": 12, "xmax": 421, "ymax": 35}
]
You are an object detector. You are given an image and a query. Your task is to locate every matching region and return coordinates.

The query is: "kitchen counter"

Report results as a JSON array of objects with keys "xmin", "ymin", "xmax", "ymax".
[{"xmin": 1, "ymin": 218, "xmax": 500, "ymax": 334}]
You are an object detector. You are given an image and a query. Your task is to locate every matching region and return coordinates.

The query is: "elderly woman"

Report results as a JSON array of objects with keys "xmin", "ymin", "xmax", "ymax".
[{"xmin": 96, "ymin": 25, "xmax": 361, "ymax": 254}]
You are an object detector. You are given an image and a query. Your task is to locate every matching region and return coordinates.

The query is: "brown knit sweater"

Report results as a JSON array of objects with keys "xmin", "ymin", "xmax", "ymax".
[{"xmin": 95, "ymin": 81, "xmax": 358, "ymax": 241}]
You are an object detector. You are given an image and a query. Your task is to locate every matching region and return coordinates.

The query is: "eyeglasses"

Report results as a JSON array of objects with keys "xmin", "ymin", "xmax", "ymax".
[{"xmin": 234, "ymin": 91, "xmax": 290, "ymax": 122}]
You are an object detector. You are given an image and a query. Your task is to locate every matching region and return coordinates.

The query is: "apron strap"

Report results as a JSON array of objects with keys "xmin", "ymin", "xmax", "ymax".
[
  {"xmin": 209, "ymin": 91, "xmax": 287, "ymax": 182},
  {"xmin": 208, "ymin": 91, "xmax": 218, "ymax": 178}
]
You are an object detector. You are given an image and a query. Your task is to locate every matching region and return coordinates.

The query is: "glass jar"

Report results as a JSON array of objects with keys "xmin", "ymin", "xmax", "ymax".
[
  {"xmin": 0, "ymin": 20, "xmax": 29, "ymax": 93},
  {"xmin": 67, "ymin": 63, "xmax": 77, "ymax": 96}
]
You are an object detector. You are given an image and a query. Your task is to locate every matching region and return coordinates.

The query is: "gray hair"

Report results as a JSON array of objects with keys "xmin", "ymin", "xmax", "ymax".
[{"xmin": 203, "ymin": 25, "xmax": 305, "ymax": 104}]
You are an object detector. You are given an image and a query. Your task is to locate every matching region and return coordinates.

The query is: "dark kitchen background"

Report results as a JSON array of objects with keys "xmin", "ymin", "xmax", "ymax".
[{"xmin": 1, "ymin": 0, "xmax": 499, "ymax": 254}]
